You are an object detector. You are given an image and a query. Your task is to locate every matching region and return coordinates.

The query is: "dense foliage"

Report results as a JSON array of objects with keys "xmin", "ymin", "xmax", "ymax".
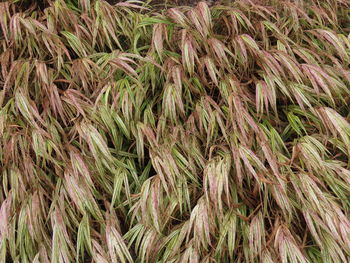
[{"xmin": 0, "ymin": 0, "xmax": 350, "ymax": 262}]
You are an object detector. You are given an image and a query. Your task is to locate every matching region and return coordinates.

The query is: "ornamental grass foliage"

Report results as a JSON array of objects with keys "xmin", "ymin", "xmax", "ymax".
[{"xmin": 0, "ymin": 0, "xmax": 350, "ymax": 262}]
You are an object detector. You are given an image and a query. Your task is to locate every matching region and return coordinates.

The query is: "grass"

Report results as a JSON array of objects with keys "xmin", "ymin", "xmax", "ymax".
[{"xmin": 0, "ymin": 0, "xmax": 350, "ymax": 262}]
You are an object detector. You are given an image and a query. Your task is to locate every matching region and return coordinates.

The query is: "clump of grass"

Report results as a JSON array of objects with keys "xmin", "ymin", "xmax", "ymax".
[{"xmin": 1, "ymin": 0, "xmax": 350, "ymax": 262}]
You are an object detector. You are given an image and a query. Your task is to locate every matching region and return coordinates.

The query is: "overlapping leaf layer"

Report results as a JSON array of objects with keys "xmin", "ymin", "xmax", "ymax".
[{"xmin": 0, "ymin": 0, "xmax": 350, "ymax": 262}]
